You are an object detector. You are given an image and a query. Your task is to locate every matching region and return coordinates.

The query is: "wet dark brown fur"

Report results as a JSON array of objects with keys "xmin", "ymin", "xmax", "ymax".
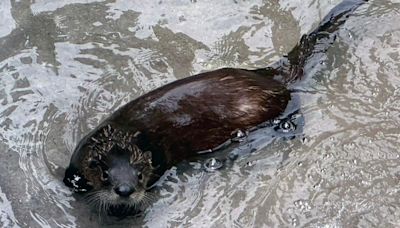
[
  {"xmin": 110, "ymin": 69, "xmax": 290, "ymax": 163},
  {"xmin": 64, "ymin": 0, "xmax": 367, "ymax": 217}
]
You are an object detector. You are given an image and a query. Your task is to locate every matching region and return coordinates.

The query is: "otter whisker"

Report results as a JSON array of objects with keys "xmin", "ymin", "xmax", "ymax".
[
  {"xmin": 142, "ymin": 192, "xmax": 156, "ymax": 208},
  {"xmin": 84, "ymin": 192, "xmax": 102, "ymax": 206},
  {"xmin": 84, "ymin": 190, "xmax": 117, "ymax": 215},
  {"xmin": 139, "ymin": 196, "xmax": 150, "ymax": 208},
  {"xmin": 99, "ymin": 192, "xmax": 110, "ymax": 215}
]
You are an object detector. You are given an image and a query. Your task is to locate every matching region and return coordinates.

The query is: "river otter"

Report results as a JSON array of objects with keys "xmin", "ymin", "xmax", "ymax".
[{"xmin": 64, "ymin": 0, "xmax": 368, "ymax": 216}]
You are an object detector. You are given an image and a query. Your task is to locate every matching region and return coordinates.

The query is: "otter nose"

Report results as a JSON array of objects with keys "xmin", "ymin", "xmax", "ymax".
[{"xmin": 114, "ymin": 184, "xmax": 135, "ymax": 197}]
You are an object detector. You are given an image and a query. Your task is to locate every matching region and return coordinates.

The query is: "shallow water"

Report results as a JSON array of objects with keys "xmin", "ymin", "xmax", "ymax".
[{"xmin": 0, "ymin": 0, "xmax": 399, "ymax": 227}]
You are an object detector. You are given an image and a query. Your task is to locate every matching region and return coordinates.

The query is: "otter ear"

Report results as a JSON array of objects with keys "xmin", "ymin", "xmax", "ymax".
[
  {"xmin": 143, "ymin": 151, "xmax": 152, "ymax": 161},
  {"xmin": 63, "ymin": 166, "xmax": 93, "ymax": 193}
]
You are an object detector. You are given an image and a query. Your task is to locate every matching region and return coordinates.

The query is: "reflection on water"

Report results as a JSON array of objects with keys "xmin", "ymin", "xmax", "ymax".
[{"xmin": 0, "ymin": 0, "xmax": 399, "ymax": 227}]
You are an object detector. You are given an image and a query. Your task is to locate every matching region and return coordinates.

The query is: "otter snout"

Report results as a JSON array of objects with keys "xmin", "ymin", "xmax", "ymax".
[
  {"xmin": 109, "ymin": 164, "xmax": 139, "ymax": 198},
  {"xmin": 114, "ymin": 184, "xmax": 135, "ymax": 197}
]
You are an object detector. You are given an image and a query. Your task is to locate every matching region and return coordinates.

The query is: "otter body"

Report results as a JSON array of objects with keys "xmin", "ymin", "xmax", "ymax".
[
  {"xmin": 109, "ymin": 68, "xmax": 289, "ymax": 164},
  {"xmin": 64, "ymin": 0, "xmax": 367, "ymax": 216}
]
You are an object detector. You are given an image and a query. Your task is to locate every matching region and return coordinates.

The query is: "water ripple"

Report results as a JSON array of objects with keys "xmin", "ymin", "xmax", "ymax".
[{"xmin": 0, "ymin": 0, "xmax": 399, "ymax": 227}]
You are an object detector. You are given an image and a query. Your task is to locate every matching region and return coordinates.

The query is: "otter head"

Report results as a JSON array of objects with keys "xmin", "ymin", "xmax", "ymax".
[{"xmin": 65, "ymin": 141, "xmax": 155, "ymax": 215}]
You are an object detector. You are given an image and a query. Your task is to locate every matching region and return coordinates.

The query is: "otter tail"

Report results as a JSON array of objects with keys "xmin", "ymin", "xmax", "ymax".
[{"xmin": 269, "ymin": 0, "xmax": 368, "ymax": 84}]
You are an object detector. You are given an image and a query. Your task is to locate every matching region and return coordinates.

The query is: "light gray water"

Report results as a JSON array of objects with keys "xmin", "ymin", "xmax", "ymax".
[{"xmin": 0, "ymin": 0, "xmax": 399, "ymax": 227}]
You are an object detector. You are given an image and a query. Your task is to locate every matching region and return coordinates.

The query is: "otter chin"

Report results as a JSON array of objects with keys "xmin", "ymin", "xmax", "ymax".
[{"xmin": 63, "ymin": 0, "xmax": 367, "ymax": 217}]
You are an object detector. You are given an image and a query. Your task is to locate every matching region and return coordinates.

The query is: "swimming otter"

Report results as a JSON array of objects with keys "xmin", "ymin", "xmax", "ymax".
[{"xmin": 64, "ymin": 0, "xmax": 368, "ymax": 216}]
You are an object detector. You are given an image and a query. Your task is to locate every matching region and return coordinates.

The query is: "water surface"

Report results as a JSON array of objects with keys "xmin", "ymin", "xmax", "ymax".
[{"xmin": 0, "ymin": 0, "xmax": 399, "ymax": 227}]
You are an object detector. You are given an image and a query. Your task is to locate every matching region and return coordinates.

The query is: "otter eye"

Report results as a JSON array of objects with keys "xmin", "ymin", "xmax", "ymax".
[
  {"xmin": 88, "ymin": 158, "xmax": 99, "ymax": 169},
  {"xmin": 138, "ymin": 172, "xmax": 143, "ymax": 180},
  {"xmin": 101, "ymin": 170, "xmax": 109, "ymax": 181}
]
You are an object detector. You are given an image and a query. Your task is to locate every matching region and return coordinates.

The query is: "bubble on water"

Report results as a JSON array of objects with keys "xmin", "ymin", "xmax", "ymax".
[
  {"xmin": 280, "ymin": 120, "xmax": 295, "ymax": 133},
  {"xmin": 291, "ymin": 217, "xmax": 299, "ymax": 226},
  {"xmin": 246, "ymin": 161, "xmax": 256, "ymax": 167},
  {"xmin": 297, "ymin": 161, "xmax": 303, "ymax": 167},
  {"xmin": 204, "ymin": 158, "xmax": 223, "ymax": 171}
]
